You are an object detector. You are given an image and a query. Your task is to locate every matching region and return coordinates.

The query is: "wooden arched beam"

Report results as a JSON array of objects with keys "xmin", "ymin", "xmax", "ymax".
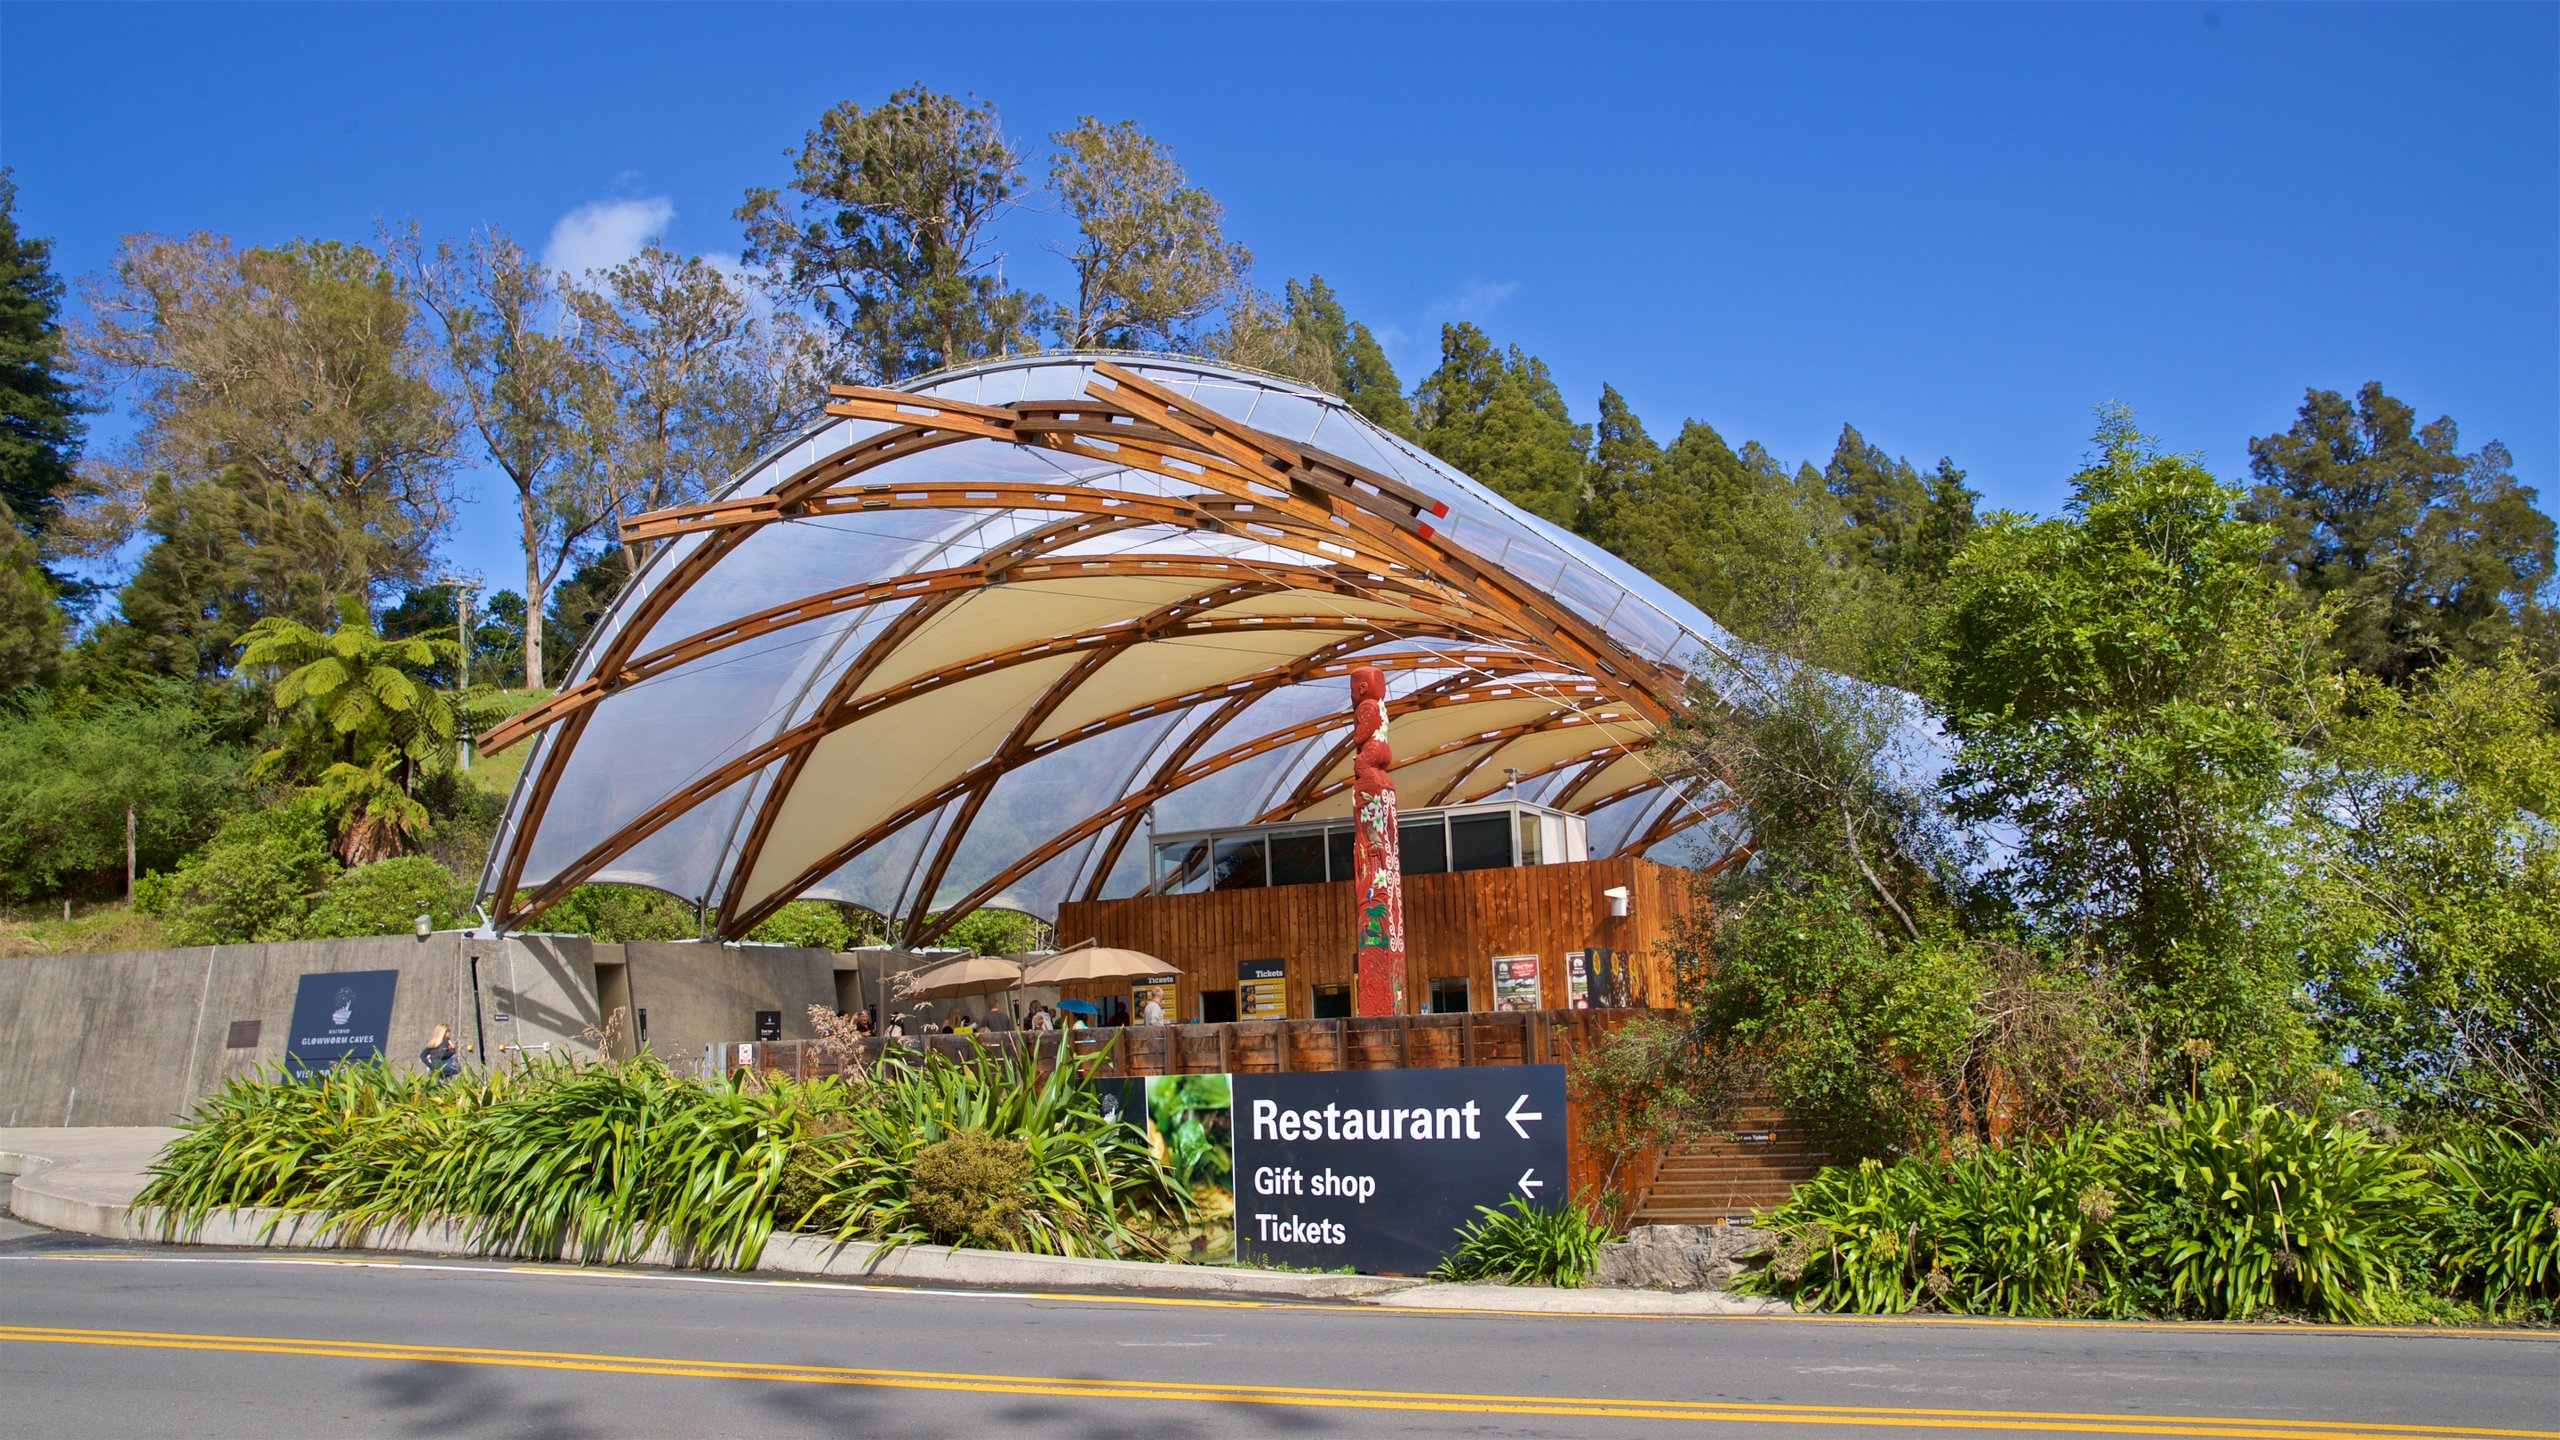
[
  {"xmin": 502, "ymin": 610, "xmax": 1494, "ymax": 925},
  {"xmin": 1067, "ymin": 642, "xmax": 1556, "ymax": 904},
  {"xmin": 483, "ymin": 549, "xmax": 1465, "ymax": 755},
  {"xmin": 883, "ymin": 569, "xmax": 1373, "ymax": 941},
  {"xmin": 1614, "ymin": 788, "xmax": 1736, "ymax": 859},
  {"xmin": 712, "ymin": 558, "xmax": 1520, "ymax": 927},
  {"xmin": 731, "ymin": 677, "xmax": 1560, "ymax": 940},
  {"xmin": 1445, "ymin": 741, "xmax": 1643, "ymax": 807},
  {"xmin": 895, "ymin": 678, "xmax": 1573, "ymax": 949},
  {"xmin": 1264, "ymin": 705, "xmax": 1643, "ymax": 819},
  {"xmin": 730, "ymin": 652, "xmax": 1546, "ymax": 932},
  {"xmin": 493, "ymin": 363, "xmax": 1711, "ymax": 923}
]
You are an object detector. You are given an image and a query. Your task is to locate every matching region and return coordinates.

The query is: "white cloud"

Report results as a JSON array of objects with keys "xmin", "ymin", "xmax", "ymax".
[
  {"xmin": 542, "ymin": 196, "xmax": 674, "ymax": 278},
  {"xmin": 1426, "ymin": 279, "xmax": 1520, "ymax": 323}
]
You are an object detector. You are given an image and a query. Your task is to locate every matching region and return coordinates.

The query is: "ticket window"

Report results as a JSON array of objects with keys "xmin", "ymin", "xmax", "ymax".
[
  {"xmin": 1428, "ymin": 977, "xmax": 1471, "ymax": 1013},
  {"xmin": 1199, "ymin": 989, "xmax": 1238, "ymax": 1024},
  {"xmin": 1311, "ymin": 984, "xmax": 1352, "ymax": 1019}
]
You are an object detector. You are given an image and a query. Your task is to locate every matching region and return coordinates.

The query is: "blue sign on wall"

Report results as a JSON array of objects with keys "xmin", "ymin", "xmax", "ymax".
[{"xmin": 284, "ymin": 969, "xmax": 400, "ymax": 1076}]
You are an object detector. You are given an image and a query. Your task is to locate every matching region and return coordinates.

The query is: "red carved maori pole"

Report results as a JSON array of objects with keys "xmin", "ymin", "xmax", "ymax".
[{"xmin": 1350, "ymin": 665, "xmax": 1407, "ymax": 1016}]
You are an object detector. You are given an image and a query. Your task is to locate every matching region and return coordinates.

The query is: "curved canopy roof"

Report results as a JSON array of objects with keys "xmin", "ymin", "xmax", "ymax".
[{"xmin": 478, "ymin": 354, "xmax": 1762, "ymax": 945}]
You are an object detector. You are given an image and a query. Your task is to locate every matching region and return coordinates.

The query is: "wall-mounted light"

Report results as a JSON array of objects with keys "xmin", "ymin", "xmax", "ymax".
[
  {"xmin": 1602, "ymin": 885, "xmax": 1630, "ymax": 918},
  {"xmin": 413, "ymin": 913, "xmax": 433, "ymax": 939}
]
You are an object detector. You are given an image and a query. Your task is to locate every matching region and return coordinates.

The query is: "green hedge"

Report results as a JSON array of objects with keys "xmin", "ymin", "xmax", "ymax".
[
  {"xmin": 139, "ymin": 1046, "xmax": 1188, "ymax": 1270},
  {"xmin": 1745, "ymin": 1096, "xmax": 2560, "ymax": 1323}
]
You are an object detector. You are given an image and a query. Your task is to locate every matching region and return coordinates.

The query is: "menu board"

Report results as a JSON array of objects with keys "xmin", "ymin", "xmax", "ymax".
[
  {"xmin": 1491, "ymin": 954, "xmax": 1541, "ymax": 1012},
  {"xmin": 1238, "ymin": 957, "xmax": 1288, "ymax": 1020}
]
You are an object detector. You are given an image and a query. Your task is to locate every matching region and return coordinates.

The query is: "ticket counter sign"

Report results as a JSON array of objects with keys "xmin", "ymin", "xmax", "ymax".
[
  {"xmin": 1238, "ymin": 957, "xmax": 1287, "ymax": 1020},
  {"xmin": 1232, "ymin": 1064, "xmax": 1566, "ymax": 1275}
]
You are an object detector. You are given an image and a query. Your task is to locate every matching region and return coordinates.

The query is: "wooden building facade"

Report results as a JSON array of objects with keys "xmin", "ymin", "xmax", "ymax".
[{"xmin": 1053, "ymin": 855, "xmax": 1700, "ymax": 1023}]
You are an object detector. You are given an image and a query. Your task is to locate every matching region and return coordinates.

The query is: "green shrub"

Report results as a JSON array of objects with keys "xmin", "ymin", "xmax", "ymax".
[
  {"xmin": 2429, "ymin": 1130, "xmax": 2560, "ymax": 1318},
  {"xmin": 2128, "ymin": 1097, "xmax": 2430, "ymax": 1322},
  {"xmin": 0, "ymin": 685, "xmax": 251, "ymax": 904},
  {"xmin": 746, "ymin": 900, "xmax": 859, "ymax": 951},
  {"xmin": 1749, "ymin": 1096, "xmax": 2452, "ymax": 1322},
  {"xmin": 139, "ymin": 797, "xmax": 337, "ymax": 944},
  {"xmin": 139, "ymin": 1044, "xmax": 1188, "ymax": 1272},
  {"xmin": 804, "ymin": 1045, "xmax": 1190, "ymax": 1258},
  {"xmin": 538, "ymin": 883, "xmax": 697, "ymax": 942},
  {"xmin": 301, "ymin": 856, "xmax": 469, "ymax": 939},
  {"xmin": 910, "ymin": 1130, "xmax": 1033, "ymax": 1247},
  {"xmin": 1430, "ymin": 1197, "xmax": 1615, "ymax": 1287}
]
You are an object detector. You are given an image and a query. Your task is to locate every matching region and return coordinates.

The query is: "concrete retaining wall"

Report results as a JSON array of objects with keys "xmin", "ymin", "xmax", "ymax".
[{"xmin": 0, "ymin": 934, "xmax": 844, "ymax": 1127}]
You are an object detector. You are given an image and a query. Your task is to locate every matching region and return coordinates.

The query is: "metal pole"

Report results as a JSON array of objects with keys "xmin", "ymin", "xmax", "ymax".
[
  {"xmin": 125, "ymin": 806, "xmax": 136, "ymax": 902},
  {"xmin": 455, "ymin": 580, "xmax": 472, "ymax": 772}
]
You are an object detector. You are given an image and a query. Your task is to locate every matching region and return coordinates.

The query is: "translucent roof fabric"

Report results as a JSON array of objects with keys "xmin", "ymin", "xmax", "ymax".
[{"xmin": 478, "ymin": 354, "xmax": 1780, "ymax": 945}]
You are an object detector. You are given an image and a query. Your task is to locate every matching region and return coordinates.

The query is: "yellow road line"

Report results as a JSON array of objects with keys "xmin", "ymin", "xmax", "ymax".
[{"xmin": 0, "ymin": 1325, "xmax": 2547, "ymax": 1438}]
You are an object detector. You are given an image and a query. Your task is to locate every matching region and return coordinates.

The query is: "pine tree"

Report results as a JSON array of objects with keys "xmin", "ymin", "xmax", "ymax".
[
  {"xmin": 1413, "ymin": 323, "xmax": 1589, "ymax": 528},
  {"xmin": 0, "ymin": 171, "xmax": 87, "ymax": 550}
]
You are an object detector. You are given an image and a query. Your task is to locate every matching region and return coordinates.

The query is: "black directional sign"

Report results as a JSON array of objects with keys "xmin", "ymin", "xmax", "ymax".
[{"xmin": 1231, "ymin": 1063, "xmax": 1567, "ymax": 1275}]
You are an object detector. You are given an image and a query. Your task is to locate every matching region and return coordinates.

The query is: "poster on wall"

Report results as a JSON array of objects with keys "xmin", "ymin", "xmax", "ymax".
[
  {"xmin": 1132, "ymin": 976, "xmax": 1178, "ymax": 1025},
  {"xmin": 1566, "ymin": 950, "xmax": 1590, "ymax": 1009},
  {"xmin": 1587, "ymin": 948, "xmax": 1625, "ymax": 1009},
  {"xmin": 1238, "ymin": 958, "xmax": 1288, "ymax": 1021},
  {"xmin": 284, "ymin": 969, "xmax": 399, "ymax": 1077},
  {"xmin": 1491, "ymin": 954, "xmax": 1541, "ymax": 1012},
  {"xmin": 1147, "ymin": 1073, "xmax": 1237, "ymax": 1262}
]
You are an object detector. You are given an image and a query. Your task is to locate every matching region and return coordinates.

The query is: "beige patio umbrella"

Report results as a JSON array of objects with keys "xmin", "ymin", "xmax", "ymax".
[
  {"xmin": 1018, "ymin": 945, "xmax": 1176, "ymax": 987},
  {"xmin": 899, "ymin": 953, "xmax": 1026, "ymax": 999}
]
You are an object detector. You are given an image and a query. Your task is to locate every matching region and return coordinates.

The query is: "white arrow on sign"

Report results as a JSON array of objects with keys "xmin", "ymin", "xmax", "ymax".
[
  {"xmin": 1505, "ymin": 1094, "xmax": 1543, "ymax": 1139},
  {"xmin": 1517, "ymin": 1168, "xmax": 1544, "ymax": 1197}
]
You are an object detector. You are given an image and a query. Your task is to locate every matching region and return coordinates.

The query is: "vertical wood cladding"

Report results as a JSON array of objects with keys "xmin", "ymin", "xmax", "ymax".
[{"xmin": 1054, "ymin": 857, "xmax": 1699, "ymax": 1020}]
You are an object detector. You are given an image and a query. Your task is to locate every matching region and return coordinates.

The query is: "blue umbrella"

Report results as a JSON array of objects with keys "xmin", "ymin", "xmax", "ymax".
[{"xmin": 1053, "ymin": 998, "xmax": 1100, "ymax": 1016}]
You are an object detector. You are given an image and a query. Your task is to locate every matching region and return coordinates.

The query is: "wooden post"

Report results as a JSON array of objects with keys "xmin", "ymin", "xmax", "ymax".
[
  {"xmin": 1349, "ymin": 667, "xmax": 1407, "ymax": 1016},
  {"xmin": 1216, "ymin": 1023, "xmax": 1233, "ymax": 1074},
  {"xmin": 1461, "ymin": 1012, "xmax": 1477, "ymax": 1068},
  {"xmin": 125, "ymin": 807, "xmax": 136, "ymax": 902}
]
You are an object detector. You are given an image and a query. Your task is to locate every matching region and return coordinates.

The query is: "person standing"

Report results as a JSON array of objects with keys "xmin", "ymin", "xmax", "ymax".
[
  {"xmin": 420, "ymin": 1024, "xmax": 460, "ymax": 1081},
  {"xmin": 1141, "ymin": 993, "xmax": 1165, "ymax": 1026}
]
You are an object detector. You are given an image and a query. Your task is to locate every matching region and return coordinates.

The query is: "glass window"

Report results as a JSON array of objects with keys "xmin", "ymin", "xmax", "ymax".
[
  {"xmin": 1428, "ymin": 977, "xmax": 1470, "ymax": 1013},
  {"xmin": 1153, "ymin": 838, "xmax": 1210, "ymax": 895},
  {"xmin": 1400, "ymin": 818, "xmax": 1448, "ymax": 875},
  {"xmin": 1210, "ymin": 834, "xmax": 1269, "ymax": 890},
  {"xmin": 1311, "ymin": 984, "xmax": 1352, "ymax": 1019},
  {"xmin": 1269, "ymin": 829, "xmax": 1327, "ymax": 887},
  {"xmin": 1518, "ymin": 811, "xmax": 1544, "ymax": 866},
  {"xmin": 1449, "ymin": 813, "xmax": 1514, "ymax": 871},
  {"xmin": 1327, "ymin": 827, "xmax": 1353, "ymax": 882}
]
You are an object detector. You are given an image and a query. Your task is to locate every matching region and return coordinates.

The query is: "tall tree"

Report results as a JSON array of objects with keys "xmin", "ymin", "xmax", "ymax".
[
  {"xmin": 1939, "ymin": 407, "xmax": 2312, "ymax": 1060},
  {"xmin": 1823, "ymin": 424, "xmax": 1931, "ymax": 577},
  {"xmin": 562, "ymin": 244, "xmax": 829, "ymax": 562},
  {"xmin": 1047, "ymin": 117, "xmax": 1248, "ymax": 352},
  {"xmin": 738, "ymin": 86, "xmax": 1036, "ymax": 382},
  {"xmin": 75, "ymin": 233, "xmax": 458, "ymax": 614},
  {"xmin": 1577, "ymin": 383, "xmax": 1661, "ymax": 546},
  {"xmin": 2245, "ymin": 382, "xmax": 2554, "ymax": 685},
  {"xmin": 1412, "ymin": 322, "xmax": 1589, "ymax": 528},
  {"xmin": 0, "ymin": 170, "xmax": 86, "ymax": 556},
  {"xmin": 392, "ymin": 223, "xmax": 622, "ymax": 689},
  {"xmin": 1281, "ymin": 276, "xmax": 1415, "ymax": 439}
]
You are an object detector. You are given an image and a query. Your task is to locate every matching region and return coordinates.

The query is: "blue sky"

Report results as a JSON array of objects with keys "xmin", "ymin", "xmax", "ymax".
[{"xmin": 7, "ymin": 2, "xmax": 2553, "ymax": 597}]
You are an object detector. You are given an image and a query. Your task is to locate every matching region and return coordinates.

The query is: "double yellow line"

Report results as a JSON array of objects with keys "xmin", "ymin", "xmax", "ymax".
[{"xmin": 1, "ymin": 1324, "xmax": 2550, "ymax": 1437}]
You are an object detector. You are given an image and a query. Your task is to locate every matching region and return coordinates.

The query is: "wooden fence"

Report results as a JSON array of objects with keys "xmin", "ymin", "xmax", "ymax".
[{"xmin": 712, "ymin": 1007, "xmax": 1659, "ymax": 1208}]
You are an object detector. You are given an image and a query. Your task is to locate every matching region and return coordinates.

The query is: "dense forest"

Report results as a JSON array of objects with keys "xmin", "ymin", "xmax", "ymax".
[{"xmin": 3, "ymin": 88, "xmax": 2556, "ymax": 1140}]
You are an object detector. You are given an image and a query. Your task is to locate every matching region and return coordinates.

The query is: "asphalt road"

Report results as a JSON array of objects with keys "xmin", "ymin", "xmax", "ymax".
[{"xmin": 0, "ymin": 1214, "xmax": 2552, "ymax": 1440}]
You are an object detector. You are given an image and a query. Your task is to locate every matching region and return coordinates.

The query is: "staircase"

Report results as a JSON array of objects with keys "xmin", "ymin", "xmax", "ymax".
[{"xmin": 1631, "ymin": 1109, "xmax": 1830, "ymax": 1225}]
